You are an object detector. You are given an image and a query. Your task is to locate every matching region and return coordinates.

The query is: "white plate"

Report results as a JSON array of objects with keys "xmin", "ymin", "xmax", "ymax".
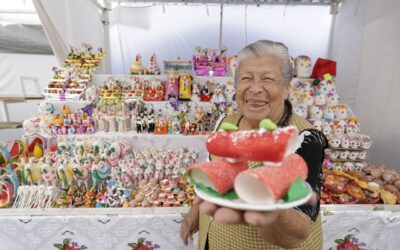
[{"xmin": 194, "ymin": 182, "xmax": 313, "ymax": 211}]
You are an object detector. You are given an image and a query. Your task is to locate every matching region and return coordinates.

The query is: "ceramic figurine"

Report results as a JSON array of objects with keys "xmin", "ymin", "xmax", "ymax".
[
  {"xmin": 294, "ymin": 55, "xmax": 312, "ymax": 78},
  {"xmin": 333, "ymin": 123, "xmax": 345, "ymax": 136},
  {"xmin": 165, "ymin": 77, "xmax": 178, "ymax": 101},
  {"xmin": 346, "ymin": 117, "xmax": 360, "ymax": 132},
  {"xmin": 345, "ymin": 124, "xmax": 358, "ymax": 135},
  {"xmin": 191, "ymin": 83, "xmax": 201, "ymax": 102},
  {"xmin": 106, "ymin": 111, "xmax": 117, "ymax": 132},
  {"xmin": 85, "ymin": 85, "xmax": 99, "ymax": 102},
  {"xmin": 147, "ymin": 53, "xmax": 160, "ymax": 75},
  {"xmin": 223, "ymin": 81, "xmax": 235, "ymax": 103},
  {"xmin": 210, "ymin": 84, "xmax": 225, "ymax": 104},
  {"xmin": 178, "ymin": 73, "xmax": 193, "ymax": 101},
  {"xmin": 302, "ymin": 92, "xmax": 314, "ymax": 106},
  {"xmin": 200, "ymin": 82, "xmax": 212, "ymax": 102},
  {"xmin": 323, "ymin": 106, "xmax": 335, "ymax": 120},
  {"xmin": 130, "ymin": 53, "xmax": 144, "ymax": 75},
  {"xmin": 228, "ymin": 55, "xmax": 238, "ymax": 76}
]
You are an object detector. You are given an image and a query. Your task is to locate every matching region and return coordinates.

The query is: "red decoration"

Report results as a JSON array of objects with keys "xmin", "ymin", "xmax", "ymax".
[{"xmin": 311, "ymin": 58, "xmax": 336, "ymax": 79}]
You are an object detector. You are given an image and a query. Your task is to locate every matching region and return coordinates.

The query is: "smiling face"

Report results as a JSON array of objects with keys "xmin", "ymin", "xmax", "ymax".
[{"xmin": 236, "ymin": 56, "xmax": 288, "ymax": 127}]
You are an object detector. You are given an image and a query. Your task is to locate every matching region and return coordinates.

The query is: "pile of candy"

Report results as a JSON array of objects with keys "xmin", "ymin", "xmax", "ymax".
[{"xmin": 0, "ymin": 137, "xmax": 199, "ymax": 208}]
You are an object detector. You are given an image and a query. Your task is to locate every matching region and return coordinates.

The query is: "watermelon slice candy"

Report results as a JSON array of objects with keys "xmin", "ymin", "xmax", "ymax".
[{"xmin": 28, "ymin": 137, "xmax": 44, "ymax": 153}]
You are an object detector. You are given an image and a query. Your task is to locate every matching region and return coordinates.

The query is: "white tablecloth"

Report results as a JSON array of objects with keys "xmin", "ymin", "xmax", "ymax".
[{"xmin": 1, "ymin": 205, "xmax": 400, "ymax": 250}]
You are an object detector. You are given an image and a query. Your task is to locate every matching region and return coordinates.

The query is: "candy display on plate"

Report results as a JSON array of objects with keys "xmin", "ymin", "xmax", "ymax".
[{"xmin": 189, "ymin": 119, "xmax": 312, "ymax": 211}]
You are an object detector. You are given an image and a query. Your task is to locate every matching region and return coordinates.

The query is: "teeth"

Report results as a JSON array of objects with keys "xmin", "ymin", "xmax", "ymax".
[{"xmin": 246, "ymin": 100, "xmax": 268, "ymax": 106}]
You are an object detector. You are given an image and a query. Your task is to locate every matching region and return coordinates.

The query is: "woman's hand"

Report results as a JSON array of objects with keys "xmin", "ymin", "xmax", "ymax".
[
  {"xmin": 198, "ymin": 193, "xmax": 317, "ymax": 248},
  {"xmin": 180, "ymin": 197, "xmax": 201, "ymax": 246}
]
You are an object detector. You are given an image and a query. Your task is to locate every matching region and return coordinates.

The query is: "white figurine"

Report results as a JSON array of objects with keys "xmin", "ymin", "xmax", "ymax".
[
  {"xmin": 294, "ymin": 55, "xmax": 313, "ymax": 78},
  {"xmin": 223, "ymin": 81, "xmax": 236, "ymax": 103}
]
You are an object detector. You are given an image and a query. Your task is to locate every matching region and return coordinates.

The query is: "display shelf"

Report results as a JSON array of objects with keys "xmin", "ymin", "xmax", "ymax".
[
  {"xmin": 325, "ymin": 156, "xmax": 365, "ymax": 162},
  {"xmin": 328, "ymin": 147, "xmax": 367, "ymax": 151},
  {"xmin": 321, "ymin": 204, "xmax": 400, "ymax": 211}
]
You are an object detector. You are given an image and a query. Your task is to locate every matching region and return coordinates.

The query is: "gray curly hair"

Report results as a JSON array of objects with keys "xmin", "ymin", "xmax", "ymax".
[{"xmin": 235, "ymin": 40, "xmax": 293, "ymax": 85}]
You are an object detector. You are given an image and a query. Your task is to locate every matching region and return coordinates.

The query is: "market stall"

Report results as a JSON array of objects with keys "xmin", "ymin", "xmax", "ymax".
[{"xmin": 1, "ymin": 0, "xmax": 400, "ymax": 250}]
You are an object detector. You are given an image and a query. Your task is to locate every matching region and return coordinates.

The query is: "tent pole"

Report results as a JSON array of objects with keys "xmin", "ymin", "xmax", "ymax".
[
  {"xmin": 327, "ymin": 0, "xmax": 339, "ymax": 59},
  {"xmin": 102, "ymin": 0, "xmax": 112, "ymax": 74},
  {"xmin": 219, "ymin": 3, "xmax": 224, "ymax": 51}
]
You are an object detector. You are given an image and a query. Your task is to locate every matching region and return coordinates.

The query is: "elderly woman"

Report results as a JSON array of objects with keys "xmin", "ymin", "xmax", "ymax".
[{"xmin": 180, "ymin": 40, "xmax": 327, "ymax": 249}]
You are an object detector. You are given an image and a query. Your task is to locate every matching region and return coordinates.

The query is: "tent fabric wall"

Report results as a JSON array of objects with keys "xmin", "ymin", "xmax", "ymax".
[
  {"xmin": 332, "ymin": 0, "xmax": 400, "ymax": 168},
  {"xmin": 110, "ymin": 4, "xmax": 332, "ymax": 74}
]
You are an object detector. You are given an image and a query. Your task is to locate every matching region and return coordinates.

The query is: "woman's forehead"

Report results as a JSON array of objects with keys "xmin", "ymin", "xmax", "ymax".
[{"xmin": 239, "ymin": 56, "xmax": 282, "ymax": 72}]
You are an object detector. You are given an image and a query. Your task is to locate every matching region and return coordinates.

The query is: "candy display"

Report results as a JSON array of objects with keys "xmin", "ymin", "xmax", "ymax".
[
  {"xmin": 190, "ymin": 119, "xmax": 312, "ymax": 209},
  {"xmin": 44, "ymin": 44, "xmax": 105, "ymax": 101},
  {"xmin": 321, "ymin": 166, "xmax": 399, "ymax": 205},
  {"xmin": 289, "ymin": 58, "xmax": 371, "ymax": 170},
  {"xmin": 193, "ymin": 47, "xmax": 227, "ymax": 76},
  {"xmin": 0, "ymin": 137, "xmax": 199, "ymax": 209}
]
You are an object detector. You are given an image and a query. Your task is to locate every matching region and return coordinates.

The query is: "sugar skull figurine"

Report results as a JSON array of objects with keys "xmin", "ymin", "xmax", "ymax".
[
  {"xmin": 333, "ymin": 123, "xmax": 345, "ymax": 136},
  {"xmin": 293, "ymin": 104, "xmax": 308, "ymax": 118},
  {"xmin": 355, "ymin": 162, "xmax": 366, "ymax": 171},
  {"xmin": 301, "ymin": 92, "xmax": 314, "ymax": 106},
  {"xmin": 333, "ymin": 162, "xmax": 343, "ymax": 171},
  {"xmin": 358, "ymin": 151, "xmax": 367, "ymax": 160},
  {"xmin": 326, "ymin": 92, "xmax": 339, "ymax": 106},
  {"xmin": 329, "ymin": 136, "xmax": 342, "ymax": 148},
  {"xmin": 294, "ymin": 55, "xmax": 313, "ymax": 78},
  {"xmin": 309, "ymin": 119, "xmax": 323, "ymax": 131},
  {"xmin": 339, "ymin": 150, "xmax": 349, "ymax": 160},
  {"xmin": 314, "ymin": 92, "xmax": 326, "ymax": 106},
  {"xmin": 345, "ymin": 124, "xmax": 358, "ymax": 135},
  {"xmin": 322, "ymin": 123, "xmax": 332, "ymax": 137},
  {"xmin": 343, "ymin": 162, "xmax": 355, "ymax": 171},
  {"xmin": 314, "ymin": 80, "xmax": 329, "ymax": 94},
  {"xmin": 328, "ymin": 149, "xmax": 339, "ymax": 159},
  {"xmin": 360, "ymin": 135, "xmax": 372, "ymax": 149},
  {"xmin": 335, "ymin": 105, "xmax": 348, "ymax": 120},
  {"xmin": 224, "ymin": 81, "xmax": 236, "ymax": 103},
  {"xmin": 341, "ymin": 135, "xmax": 350, "ymax": 149},
  {"xmin": 349, "ymin": 136, "xmax": 359, "ymax": 149},
  {"xmin": 346, "ymin": 117, "xmax": 360, "ymax": 132},
  {"xmin": 323, "ymin": 106, "xmax": 335, "ymax": 120},
  {"xmin": 309, "ymin": 105, "xmax": 323, "ymax": 119},
  {"xmin": 288, "ymin": 92, "xmax": 300, "ymax": 106},
  {"xmin": 348, "ymin": 151, "xmax": 359, "ymax": 161}
]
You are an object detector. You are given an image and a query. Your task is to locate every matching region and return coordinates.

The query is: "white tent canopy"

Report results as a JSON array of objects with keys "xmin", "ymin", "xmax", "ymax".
[{"xmin": 0, "ymin": 0, "xmax": 400, "ymax": 168}]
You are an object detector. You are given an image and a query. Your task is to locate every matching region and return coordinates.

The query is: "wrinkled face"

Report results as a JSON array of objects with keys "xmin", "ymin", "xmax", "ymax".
[{"xmin": 236, "ymin": 56, "xmax": 288, "ymax": 124}]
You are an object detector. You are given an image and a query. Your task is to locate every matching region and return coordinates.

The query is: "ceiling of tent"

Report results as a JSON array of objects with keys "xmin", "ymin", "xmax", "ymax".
[{"xmin": 0, "ymin": 0, "xmax": 53, "ymax": 54}]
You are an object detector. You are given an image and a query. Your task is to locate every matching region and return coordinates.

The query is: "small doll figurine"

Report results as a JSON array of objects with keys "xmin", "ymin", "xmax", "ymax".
[
  {"xmin": 223, "ymin": 81, "xmax": 235, "ymax": 103},
  {"xmin": 116, "ymin": 110, "xmax": 127, "ymax": 132},
  {"xmin": 210, "ymin": 84, "xmax": 225, "ymax": 104},
  {"xmin": 147, "ymin": 110, "xmax": 155, "ymax": 133},
  {"xmin": 178, "ymin": 72, "xmax": 193, "ymax": 101},
  {"xmin": 136, "ymin": 112, "xmax": 143, "ymax": 133},
  {"xmin": 191, "ymin": 83, "xmax": 201, "ymax": 102},
  {"xmin": 294, "ymin": 55, "xmax": 312, "ymax": 78},
  {"xmin": 165, "ymin": 77, "xmax": 178, "ymax": 101},
  {"xmin": 200, "ymin": 83, "xmax": 212, "ymax": 102}
]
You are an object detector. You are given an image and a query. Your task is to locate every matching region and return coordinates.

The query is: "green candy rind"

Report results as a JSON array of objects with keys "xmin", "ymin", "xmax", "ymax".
[
  {"xmin": 190, "ymin": 178, "xmax": 239, "ymax": 200},
  {"xmin": 220, "ymin": 122, "xmax": 239, "ymax": 131},
  {"xmin": 283, "ymin": 177, "xmax": 310, "ymax": 202},
  {"xmin": 259, "ymin": 119, "xmax": 278, "ymax": 131}
]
